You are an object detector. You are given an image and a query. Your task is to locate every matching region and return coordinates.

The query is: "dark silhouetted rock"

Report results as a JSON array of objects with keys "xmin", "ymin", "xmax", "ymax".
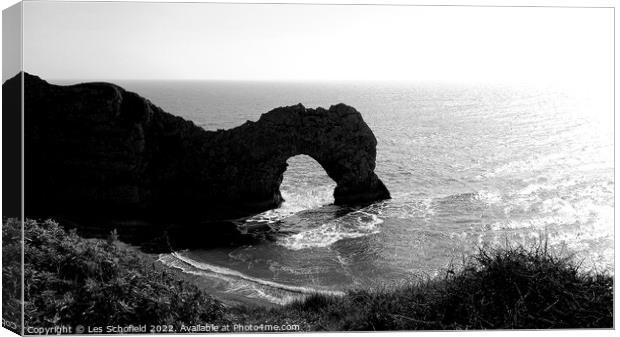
[{"xmin": 10, "ymin": 73, "xmax": 390, "ymax": 220}]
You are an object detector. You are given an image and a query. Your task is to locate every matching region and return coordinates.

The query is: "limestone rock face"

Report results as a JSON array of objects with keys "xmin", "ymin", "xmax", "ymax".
[{"xmin": 15, "ymin": 73, "xmax": 390, "ymax": 219}]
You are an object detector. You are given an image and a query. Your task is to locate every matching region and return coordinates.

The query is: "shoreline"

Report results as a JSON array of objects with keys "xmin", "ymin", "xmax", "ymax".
[
  {"xmin": 114, "ymin": 239, "xmax": 285, "ymax": 308},
  {"xmin": 150, "ymin": 253, "xmax": 284, "ymax": 309}
]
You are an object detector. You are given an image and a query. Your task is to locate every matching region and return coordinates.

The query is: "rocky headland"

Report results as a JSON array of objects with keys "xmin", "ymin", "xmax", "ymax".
[{"xmin": 11, "ymin": 73, "xmax": 390, "ymax": 221}]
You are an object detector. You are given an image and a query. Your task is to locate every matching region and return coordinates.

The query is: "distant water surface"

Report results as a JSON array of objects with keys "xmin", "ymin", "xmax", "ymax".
[{"xmin": 58, "ymin": 79, "xmax": 614, "ymax": 305}]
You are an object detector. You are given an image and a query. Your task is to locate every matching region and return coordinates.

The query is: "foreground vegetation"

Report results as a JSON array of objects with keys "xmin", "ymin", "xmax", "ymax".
[
  {"xmin": 4, "ymin": 218, "xmax": 228, "ymax": 331},
  {"xmin": 3, "ymin": 218, "xmax": 614, "ymax": 331},
  {"xmin": 2, "ymin": 218, "xmax": 22, "ymax": 334}
]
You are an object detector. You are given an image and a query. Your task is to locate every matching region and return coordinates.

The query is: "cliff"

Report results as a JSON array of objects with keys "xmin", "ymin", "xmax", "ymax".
[{"xmin": 11, "ymin": 73, "xmax": 390, "ymax": 220}]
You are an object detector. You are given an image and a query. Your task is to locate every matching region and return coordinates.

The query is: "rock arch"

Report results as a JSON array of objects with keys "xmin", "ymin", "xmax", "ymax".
[
  {"xmin": 18, "ymin": 73, "xmax": 390, "ymax": 220},
  {"xmin": 213, "ymin": 103, "xmax": 391, "ymax": 212}
]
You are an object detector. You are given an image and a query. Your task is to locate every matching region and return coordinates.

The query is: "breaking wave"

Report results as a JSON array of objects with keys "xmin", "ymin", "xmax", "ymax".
[{"xmin": 276, "ymin": 211, "xmax": 384, "ymax": 250}]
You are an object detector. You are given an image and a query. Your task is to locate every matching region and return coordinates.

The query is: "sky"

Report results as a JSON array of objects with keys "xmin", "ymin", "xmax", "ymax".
[{"xmin": 19, "ymin": 1, "xmax": 613, "ymax": 85}]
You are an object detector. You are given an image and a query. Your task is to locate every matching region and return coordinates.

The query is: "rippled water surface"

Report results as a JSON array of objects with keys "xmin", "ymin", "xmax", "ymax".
[{"xmin": 112, "ymin": 80, "xmax": 613, "ymax": 305}]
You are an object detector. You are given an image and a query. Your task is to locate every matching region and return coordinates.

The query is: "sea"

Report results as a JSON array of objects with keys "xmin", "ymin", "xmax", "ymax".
[{"xmin": 80, "ymin": 79, "xmax": 615, "ymax": 306}]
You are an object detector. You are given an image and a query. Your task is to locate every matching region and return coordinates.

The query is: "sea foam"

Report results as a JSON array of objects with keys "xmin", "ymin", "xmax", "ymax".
[
  {"xmin": 158, "ymin": 251, "xmax": 345, "ymax": 305},
  {"xmin": 276, "ymin": 211, "xmax": 384, "ymax": 250}
]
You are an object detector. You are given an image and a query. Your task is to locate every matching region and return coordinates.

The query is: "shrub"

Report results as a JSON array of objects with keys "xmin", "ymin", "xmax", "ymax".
[{"xmin": 12, "ymin": 218, "xmax": 227, "ymax": 328}]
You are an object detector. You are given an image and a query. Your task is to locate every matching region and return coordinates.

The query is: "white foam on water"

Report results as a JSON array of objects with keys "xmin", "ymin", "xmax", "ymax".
[
  {"xmin": 245, "ymin": 182, "xmax": 335, "ymax": 225},
  {"xmin": 474, "ymin": 189, "xmax": 502, "ymax": 204},
  {"xmin": 270, "ymin": 261, "xmax": 328, "ymax": 276},
  {"xmin": 157, "ymin": 251, "xmax": 345, "ymax": 305},
  {"xmin": 276, "ymin": 211, "xmax": 384, "ymax": 250}
]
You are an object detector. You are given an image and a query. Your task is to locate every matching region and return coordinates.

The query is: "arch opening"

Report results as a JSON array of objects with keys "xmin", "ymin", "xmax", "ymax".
[{"xmin": 279, "ymin": 154, "xmax": 337, "ymax": 213}]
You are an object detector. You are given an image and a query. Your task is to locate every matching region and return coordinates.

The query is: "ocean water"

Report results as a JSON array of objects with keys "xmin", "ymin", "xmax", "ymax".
[{"xmin": 108, "ymin": 80, "xmax": 613, "ymax": 306}]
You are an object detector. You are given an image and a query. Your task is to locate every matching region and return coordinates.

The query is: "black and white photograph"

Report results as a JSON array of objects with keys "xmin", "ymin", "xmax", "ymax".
[{"xmin": 1, "ymin": 0, "xmax": 615, "ymax": 334}]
